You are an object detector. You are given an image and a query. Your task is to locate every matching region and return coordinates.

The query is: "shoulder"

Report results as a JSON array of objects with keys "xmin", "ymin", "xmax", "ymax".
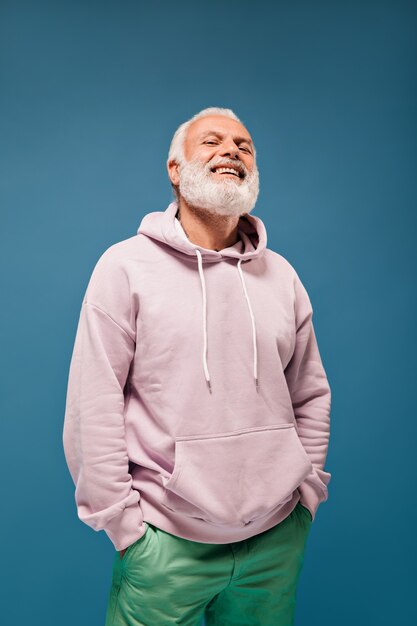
[
  {"xmin": 263, "ymin": 248, "xmax": 304, "ymax": 289},
  {"xmin": 264, "ymin": 247, "xmax": 313, "ymax": 309},
  {"xmin": 83, "ymin": 235, "xmax": 144, "ymax": 306},
  {"xmin": 264, "ymin": 248, "xmax": 297, "ymax": 274},
  {"xmin": 95, "ymin": 234, "xmax": 143, "ymax": 265},
  {"xmin": 87, "ymin": 233, "xmax": 152, "ymax": 280}
]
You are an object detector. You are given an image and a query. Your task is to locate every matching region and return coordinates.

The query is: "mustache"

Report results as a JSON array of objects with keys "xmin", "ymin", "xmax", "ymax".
[
  {"xmin": 207, "ymin": 158, "xmax": 247, "ymax": 179},
  {"xmin": 181, "ymin": 157, "xmax": 254, "ymax": 182}
]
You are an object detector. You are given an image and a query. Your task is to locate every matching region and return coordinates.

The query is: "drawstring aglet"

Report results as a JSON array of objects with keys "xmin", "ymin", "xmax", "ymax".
[
  {"xmin": 207, "ymin": 379, "xmax": 212, "ymax": 393},
  {"xmin": 255, "ymin": 377, "xmax": 259, "ymax": 391}
]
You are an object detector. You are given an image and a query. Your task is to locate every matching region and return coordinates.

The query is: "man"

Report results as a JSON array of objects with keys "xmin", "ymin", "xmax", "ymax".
[{"xmin": 63, "ymin": 106, "xmax": 332, "ymax": 626}]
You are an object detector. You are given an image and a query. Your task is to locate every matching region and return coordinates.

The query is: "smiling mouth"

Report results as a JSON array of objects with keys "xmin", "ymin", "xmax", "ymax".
[{"xmin": 210, "ymin": 166, "xmax": 244, "ymax": 179}]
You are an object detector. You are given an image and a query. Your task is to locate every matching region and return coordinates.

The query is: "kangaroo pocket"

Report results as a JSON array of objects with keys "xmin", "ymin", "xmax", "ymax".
[{"xmin": 160, "ymin": 423, "xmax": 313, "ymax": 527}]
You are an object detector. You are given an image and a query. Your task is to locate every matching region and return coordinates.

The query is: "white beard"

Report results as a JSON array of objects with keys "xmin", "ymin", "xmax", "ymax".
[{"xmin": 177, "ymin": 156, "xmax": 260, "ymax": 217}]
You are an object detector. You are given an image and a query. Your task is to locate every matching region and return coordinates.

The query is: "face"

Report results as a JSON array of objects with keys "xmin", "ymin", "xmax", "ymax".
[
  {"xmin": 169, "ymin": 115, "xmax": 260, "ymax": 217},
  {"xmin": 183, "ymin": 115, "xmax": 255, "ymax": 179}
]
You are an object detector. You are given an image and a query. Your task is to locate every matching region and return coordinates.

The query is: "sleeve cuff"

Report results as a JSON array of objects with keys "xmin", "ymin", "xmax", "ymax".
[
  {"xmin": 104, "ymin": 503, "xmax": 147, "ymax": 551},
  {"xmin": 297, "ymin": 467, "xmax": 331, "ymax": 522}
]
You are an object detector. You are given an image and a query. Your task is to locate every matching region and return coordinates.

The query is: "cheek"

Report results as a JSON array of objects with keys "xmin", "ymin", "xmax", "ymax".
[
  {"xmin": 186, "ymin": 145, "xmax": 215, "ymax": 161},
  {"xmin": 202, "ymin": 150, "xmax": 217, "ymax": 165}
]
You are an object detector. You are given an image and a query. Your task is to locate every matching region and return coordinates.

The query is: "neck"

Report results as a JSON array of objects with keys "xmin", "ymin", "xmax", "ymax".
[{"xmin": 176, "ymin": 198, "xmax": 240, "ymax": 251}]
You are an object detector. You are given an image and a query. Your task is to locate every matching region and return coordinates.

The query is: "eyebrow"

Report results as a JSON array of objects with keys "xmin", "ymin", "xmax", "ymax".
[{"xmin": 198, "ymin": 131, "xmax": 254, "ymax": 147}]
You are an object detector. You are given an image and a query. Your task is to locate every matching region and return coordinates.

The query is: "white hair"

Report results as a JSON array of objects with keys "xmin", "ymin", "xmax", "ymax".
[{"xmin": 167, "ymin": 106, "xmax": 256, "ymax": 201}]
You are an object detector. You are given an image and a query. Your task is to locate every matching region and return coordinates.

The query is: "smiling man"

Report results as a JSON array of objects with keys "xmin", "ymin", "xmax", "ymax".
[
  {"xmin": 63, "ymin": 107, "xmax": 332, "ymax": 626},
  {"xmin": 167, "ymin": 114, "xmax": 261, "ymax": 261}
]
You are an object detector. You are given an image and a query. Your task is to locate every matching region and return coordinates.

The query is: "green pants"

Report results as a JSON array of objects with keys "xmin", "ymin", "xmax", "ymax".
[{"xmin": 105, "ymin": 502, "xmax": 312, "ymax": 626}]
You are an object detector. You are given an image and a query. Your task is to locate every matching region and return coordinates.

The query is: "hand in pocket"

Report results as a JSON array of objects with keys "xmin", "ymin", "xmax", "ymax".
[
  {"xmin": 119, "ymin": 547, "xmax": 128, "ymax": 560},
  {"xmin": 118, "ymin": 524, "xmax": 149, "ymax": 560}
]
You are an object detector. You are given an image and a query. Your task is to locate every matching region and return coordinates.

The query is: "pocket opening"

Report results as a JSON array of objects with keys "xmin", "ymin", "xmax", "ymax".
[{"xmin": 161, "ymin": 423, "xmax": 313, "ymax": 527}]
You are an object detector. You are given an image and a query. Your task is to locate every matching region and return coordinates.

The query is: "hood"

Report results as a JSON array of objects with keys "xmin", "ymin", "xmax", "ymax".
[
  {"xmin": 137, "ymin": 200, "xmax": 267, "ymax": 263},
  {"xmin": 137, "ymin": 201, "xmax": 268, "ymax": 392}
]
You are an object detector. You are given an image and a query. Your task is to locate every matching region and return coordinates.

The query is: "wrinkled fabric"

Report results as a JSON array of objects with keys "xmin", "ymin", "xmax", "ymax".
[
  {"xmin": 105, "ymin": 502, "xmax": 313, "ymax": 626},
  {"xmin": 62, "ymin": 200, "xmax": 331, "ymax": 552}
]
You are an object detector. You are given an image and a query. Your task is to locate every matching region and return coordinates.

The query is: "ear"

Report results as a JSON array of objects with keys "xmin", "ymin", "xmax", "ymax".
[{"xmin": 167, "ymin": 159, "xmax": 180, "ymax": 186}]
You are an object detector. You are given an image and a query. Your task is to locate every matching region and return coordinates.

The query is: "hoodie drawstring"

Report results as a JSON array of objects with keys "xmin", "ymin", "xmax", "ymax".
[
  {"xmin": 237, "ymin": 258, "xmax": 259, "ymax": 390},
  {"xmin": 195, "ymin": 249, "xmax": 258, "ymax": 393},
  {"xmin": 195, "ymin": 249, "xmax": 212, "ymax": 393}
]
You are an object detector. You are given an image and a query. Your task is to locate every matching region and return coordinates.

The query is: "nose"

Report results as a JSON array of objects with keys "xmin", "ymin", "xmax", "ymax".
[{"xmin": 219, "ymin": 138, "xmax": 240, "ymax": 159}]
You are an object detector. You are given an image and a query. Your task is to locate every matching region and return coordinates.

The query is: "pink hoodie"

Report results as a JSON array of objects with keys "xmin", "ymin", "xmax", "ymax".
[{"xmin": 62, "ymin": 200, "xmax": 331, "ymax": 552}]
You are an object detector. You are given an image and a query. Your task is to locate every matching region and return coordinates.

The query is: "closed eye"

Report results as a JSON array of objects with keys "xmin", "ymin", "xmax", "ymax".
[{"xmin": 205, "ymin": 140, "xmax": 251, "ymax": 153}]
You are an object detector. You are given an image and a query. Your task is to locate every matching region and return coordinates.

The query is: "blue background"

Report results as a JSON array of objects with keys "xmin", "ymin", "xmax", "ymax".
[{"xmin": 1, "ymin": 1, "xmax": 416, "ymax": 624}]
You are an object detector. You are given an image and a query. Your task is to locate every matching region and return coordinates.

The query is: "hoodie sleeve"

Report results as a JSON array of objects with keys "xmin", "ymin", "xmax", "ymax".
[
  {"xmin": 284, "ymin": 270, "xmax": 332, "ymax": 522},
  {"xmin": 62, "ymin": 248, "xmax": 146, "ymax": 551}
]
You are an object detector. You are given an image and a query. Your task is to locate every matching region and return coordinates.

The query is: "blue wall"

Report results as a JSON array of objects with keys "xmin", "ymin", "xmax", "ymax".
[{"xmin": 1, "ymin": 1, "xmax": 416, "ymax": 624}]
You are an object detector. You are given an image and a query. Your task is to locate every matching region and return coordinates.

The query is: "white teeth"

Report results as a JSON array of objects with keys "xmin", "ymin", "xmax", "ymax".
[{"xmin": 214, "ymin": 167, "xmax": 240, "ymax": 176}]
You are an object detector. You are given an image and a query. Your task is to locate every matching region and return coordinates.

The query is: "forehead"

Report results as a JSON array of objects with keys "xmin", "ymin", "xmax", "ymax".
[{"xmin": 185, "ymin": 115, "xmax": 253, "ymax": 146}]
